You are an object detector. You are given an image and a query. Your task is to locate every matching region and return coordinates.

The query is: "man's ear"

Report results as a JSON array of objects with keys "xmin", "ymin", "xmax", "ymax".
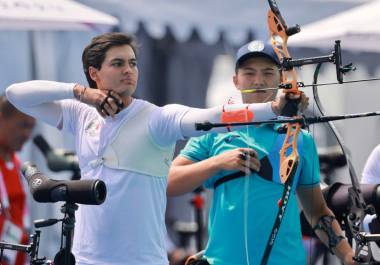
[
  {"xmin": 233, "ymin": 74, "xmax": 238, "ymax": 87},
  {"xmin": 88, "ymin": 66, "xmax": 98, "ymax": 82}
]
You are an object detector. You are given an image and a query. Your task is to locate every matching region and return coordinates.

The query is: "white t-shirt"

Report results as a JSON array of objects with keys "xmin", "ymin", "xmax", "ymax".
[
  {"xmin": 61, "ymin": 99, "xmax": 188, "ymax": 265},
  {"xmin": 362, "ymin": 144, "xmax": 380, "ymax": 184}
]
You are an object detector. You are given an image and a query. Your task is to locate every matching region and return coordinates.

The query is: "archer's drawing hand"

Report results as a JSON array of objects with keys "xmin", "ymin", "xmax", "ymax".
[
  {"xmin": 212, "ymin": 148, "xmax": 260, "ymax": 175},
  {"xmin": 74, "ymin": 85, "xmax": 124, "ymax": 118}
]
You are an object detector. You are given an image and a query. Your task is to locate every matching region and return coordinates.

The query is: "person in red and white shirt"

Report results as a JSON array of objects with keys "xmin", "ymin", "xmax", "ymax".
[{"xmin": 0, "ymin": 96, "xmax": 35, "ymax": 265}]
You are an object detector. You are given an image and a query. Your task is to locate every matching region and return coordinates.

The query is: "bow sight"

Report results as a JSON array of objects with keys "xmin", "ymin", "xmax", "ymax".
[{"xmin": 280, "ymin": 40, "xmax": 355, "ymax": 85}]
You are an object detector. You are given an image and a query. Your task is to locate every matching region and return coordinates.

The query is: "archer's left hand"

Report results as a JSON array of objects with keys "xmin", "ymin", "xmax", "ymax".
[
  {"xmin": 296, "ymin": 92, "xmax": 309, "ymax": 113},
  {"xmin": 272, "ymin": 91, "xmax": 309, "ymax": 116}
]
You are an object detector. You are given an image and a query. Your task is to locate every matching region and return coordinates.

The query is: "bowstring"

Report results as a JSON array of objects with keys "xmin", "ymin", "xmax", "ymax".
[
  {"xmin": 244, "ymin": 100, "xmax": 251, "ymax": 265},
  {"xmin": 242, "ymin": 92, "xmax": 278, "ymax": 265}
]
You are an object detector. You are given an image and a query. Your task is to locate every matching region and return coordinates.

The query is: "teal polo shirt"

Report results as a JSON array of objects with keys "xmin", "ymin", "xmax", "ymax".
[{"xmin": 180, "ymin": 124, "xmax": 320, "ymax": 265}]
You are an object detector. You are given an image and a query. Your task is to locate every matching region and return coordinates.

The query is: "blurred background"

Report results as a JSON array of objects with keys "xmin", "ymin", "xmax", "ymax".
[{"xmin": 0, "ymin": 0, "xmax": 379, "ymax": 263}]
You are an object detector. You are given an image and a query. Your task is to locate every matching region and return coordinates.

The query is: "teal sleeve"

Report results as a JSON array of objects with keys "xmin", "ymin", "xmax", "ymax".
[
  {"xmin": 180, "ymin": 134, "xmax": 221, "ymax": 189},
  {"xmin": 298, "ymin": 131, "xmax": 320, "ymax": 187},
  {"xmin": 179, "ymin": 134, "xmax": 214, "ymax": 162}
]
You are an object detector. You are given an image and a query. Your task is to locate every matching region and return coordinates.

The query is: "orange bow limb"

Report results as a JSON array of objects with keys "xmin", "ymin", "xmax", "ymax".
[
  {"xmin": 279, "ymin": 123, "xmax": 301, "ymax": 184},
  {"xmin": 268, "ymin": 10, "xmax": 301, "ymax": 95}
]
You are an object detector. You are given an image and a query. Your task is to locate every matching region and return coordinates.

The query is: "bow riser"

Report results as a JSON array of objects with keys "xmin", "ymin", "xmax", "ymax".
[{"xmin": 279, "ymin": 123, "xmax": 301, "ymax": 183}]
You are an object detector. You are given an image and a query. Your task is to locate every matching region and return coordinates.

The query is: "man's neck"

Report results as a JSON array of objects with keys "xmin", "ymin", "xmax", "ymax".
[{"xmin": 122, "ymin": 96, "xmax": 133, "ymax": 108}]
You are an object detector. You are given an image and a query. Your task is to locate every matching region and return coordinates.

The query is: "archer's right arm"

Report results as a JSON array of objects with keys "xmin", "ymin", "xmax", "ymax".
[
  {"xmin": 167, "ymin": 148, "xmax": 259, "ymax": 196},
  {"xmin": 6, "ymin": 80, "xmax": 122, "ymax": 127},
  {"xmin": 6, "ymin": 81, "xmax": 77, "ymax": 127}
]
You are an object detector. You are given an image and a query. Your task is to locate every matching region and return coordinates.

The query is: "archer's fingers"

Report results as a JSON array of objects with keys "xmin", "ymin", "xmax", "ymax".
[
  {"xmin": 239, "ymin": 148, "xmax": 257, "ymax": 155},
  {"xmin": 96, "ymin": 107, "xmax": 107, "ymax": 118},
  {"xmin": 108, "ymin": 91, "xmax": 124, "ymax": 106},
  {"xmin": 105, "ymin": 96, "xmax": 120, "ymax": 115},
  {"xmin": 240, "ymin": 156, "xmax": 260, "ymax": 172},
  {"xmin": 237, "ymin": 164, "xmax": 252, "ymax": 175},
  {"xmin": 106, "ymin": 91, "xmax": 125, "ymax": 114},
  {"xmin": 287, "ymin": 92, "xmax": 301, "ymax": 100},
  {"xmin": 298, "ymin": 92, "xmax": 309, "ymax": 112},
  {"xmin": 240, "ymin": 148, "xmax": 259, "ymax": 159},
  {"xmin": 238, "ymin": 149, "xmax": 260, "ymax": 172},
  {"xmin": 100, "ymin": 95, "xmax": 120, "ymax": 117},
  {"xmin": 249, "ymin": 158, "xmax": 260, "ymax": 172},
  {"xmin": 102, "ymin": 101, "xmax": 117, "ymax": 117}
]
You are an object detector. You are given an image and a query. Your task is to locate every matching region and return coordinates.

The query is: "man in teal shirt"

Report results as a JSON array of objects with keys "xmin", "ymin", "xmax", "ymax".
[{"xmin": 167, "ymin": 41, "xmax": 355, "ymax": 265}]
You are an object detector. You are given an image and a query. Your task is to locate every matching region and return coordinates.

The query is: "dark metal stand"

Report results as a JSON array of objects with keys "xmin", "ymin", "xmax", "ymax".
[
  {"xmin": 53, "ymin": 203, "xmax": 77, "ymax": 265},
  {"xmin": 0, "ymin": 230, "xmax": 51, "ymax": 265},
  {"xmin": 353, "ymin": 232, "xmax": 380, "ymax": 264}
]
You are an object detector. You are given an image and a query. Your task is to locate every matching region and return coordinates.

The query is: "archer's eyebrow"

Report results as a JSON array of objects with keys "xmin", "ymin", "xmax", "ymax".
[{"xmin": 110, "ymin": 57, "xmax": 137, "ymax": 63}]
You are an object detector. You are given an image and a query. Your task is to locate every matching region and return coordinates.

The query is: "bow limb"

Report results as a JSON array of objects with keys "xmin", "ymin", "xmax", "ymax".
[{"xmin": 312, "ymin": 63, "xmax": 372, "ymax": 262}]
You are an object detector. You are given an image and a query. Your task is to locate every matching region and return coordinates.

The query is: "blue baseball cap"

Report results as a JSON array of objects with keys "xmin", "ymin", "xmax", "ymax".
[{"xmin": 235, "ymin": 40, "xmax": 280, "ymax": 68}]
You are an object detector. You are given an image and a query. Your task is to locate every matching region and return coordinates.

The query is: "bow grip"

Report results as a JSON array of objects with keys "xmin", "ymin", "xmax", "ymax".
[{"xmin": 281, "ymin": 96, "xmax": 301, "ymax": 117}]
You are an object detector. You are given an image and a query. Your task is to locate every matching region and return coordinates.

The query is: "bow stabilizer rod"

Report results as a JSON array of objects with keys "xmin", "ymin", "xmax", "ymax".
[{"xmin": 195, "ymin": 111, "xmax": 380, "ymax": 131}]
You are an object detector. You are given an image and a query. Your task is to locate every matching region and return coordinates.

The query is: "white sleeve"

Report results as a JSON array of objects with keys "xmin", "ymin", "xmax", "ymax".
[
  {"xmin": 149, "ymin": 102, "xmax": 276, "ymax": 146},
  {"xmin": 6, "ymin": 80, "xmax": 76, "ymax": 127},
  {"xmin": 180, "ymin": 102, "xmax": 275, "ymax": 137},
  {"xmin": 149, "ymin": 104, "xmax": 190, "ymax": 147},
  {"xmin": 362, "ymin": 144, "xmax": 380, "ymax": 184}
]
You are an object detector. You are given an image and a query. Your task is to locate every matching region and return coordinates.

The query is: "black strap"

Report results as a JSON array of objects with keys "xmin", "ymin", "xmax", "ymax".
[{"xmin": 213, "ymin": 156, "xmax": 272, "ymax": 189}]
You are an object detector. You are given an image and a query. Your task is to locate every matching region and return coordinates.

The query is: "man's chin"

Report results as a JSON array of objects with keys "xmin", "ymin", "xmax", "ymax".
[{"xmin": 121, "ymin": 87, "xmax": 136, "ymax": 97}]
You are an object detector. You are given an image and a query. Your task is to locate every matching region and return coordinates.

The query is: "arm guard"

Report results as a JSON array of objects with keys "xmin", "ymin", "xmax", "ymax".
[{"xmin": 312, "ymin": 215, "xmax": 345, "ymax": 254}]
